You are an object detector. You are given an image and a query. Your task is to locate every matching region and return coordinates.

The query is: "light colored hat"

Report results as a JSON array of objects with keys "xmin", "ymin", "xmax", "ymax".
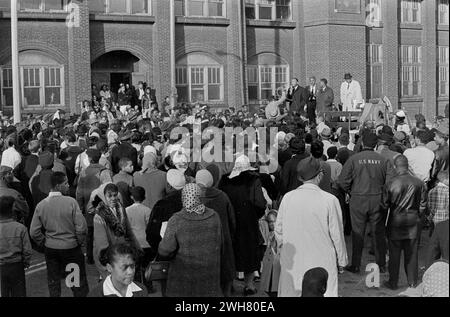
[
  {"xmin": 229, "ymin": 155, "xmax": 257, "ymax": 179},
  {"xmin": 167, "ymin": 169, "xmax": 186, "ymax": 190},
  {"xmin": 143, "ymin": 145, "xmax": 157, "ymax": 156},
  {"xmin": 396, "ymin": 110, "xmax": 406, "ymax": 118},
  {"xmin": 321, "ymin": 126, "xmax": 332, "ymax": 138},
  {"xmin": 195, "ymin": 170, "xmax": 214, "ymax": 188}
]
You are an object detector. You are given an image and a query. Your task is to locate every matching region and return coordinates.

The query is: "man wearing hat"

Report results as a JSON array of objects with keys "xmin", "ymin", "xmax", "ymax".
[
  {"xmin": 338, "ymin": 132, "xmax": 395, "ymax": 273},
  {"xmin": 431, "ymin": 128, "xmax": 449, "ymax": 184},
  {"xmin": 276, "ymin": 156, "xmax": 348, "ymax": 297},
  {"xmin": 376, "ymin": 133, "xmax": 401, "ymax": 168},
  {"xmin": 320, "ymin": 127, "xmax": 333, "ymax": 159},
  {"xmin": 280, "ymin": 137, "xmax": 310, "ymax": 195},
  {"xmin": 394, "ymin": 110, "xmax": 411, "ymax": 135},
  {"xmin": 110, "ymin": 130, "xmax": 138, "ymax": 175},
  {"xmin": 340, "ymin": 73, "xmax": 363, "ymax": 111}
]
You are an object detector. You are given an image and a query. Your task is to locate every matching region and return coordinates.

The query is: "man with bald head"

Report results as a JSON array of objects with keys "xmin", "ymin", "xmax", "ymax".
[{"xmin": 381, "ymin": 155, "xmax": 427, "ymax": 290}]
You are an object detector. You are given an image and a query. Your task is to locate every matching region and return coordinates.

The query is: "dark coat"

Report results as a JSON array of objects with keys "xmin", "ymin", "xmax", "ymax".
[
  {"xmin": 110, "ymin": 142, "xmax": 138, "ymax": 175},
  {"xmin": 30, "ymin": 169, "xmax": 53, "ymax": 206},
  {"xmin": 146, "ymin": 190, "xmax": 183, "ymax": 255},
  {"xmin": 158, "ymin": 207, "xmax": 223, "ymax": 297},
  {"xmin": 286, "ymin": 85, "xmax": 306, "ymax": 115},
  {"xmin": 201, "ymin": 187, "xmax": 236, "ymax": 284},
  {"xmin": 316, "ymin": 86, "xmax": 335, "ymax": 112},
  {"xmin": 62, "ymin": 145, "xmax": 84, "ymax": 186},
  {"xmin": 219, "ymin": 171, "xmax": 266, "ymax": 273},
  {"xmin": 427, "ymin": 220, "xmax": 449, "ymax": 267},
  {"xmin": 381, "ymin": 171, "xmax": 427, "ymax": 240},
  {"xmin": 280, "ymin": 152, "xmax": 310, "ymax": 195}
]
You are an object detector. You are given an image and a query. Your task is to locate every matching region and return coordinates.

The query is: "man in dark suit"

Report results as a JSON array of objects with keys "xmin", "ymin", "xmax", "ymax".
[
  {"xmin": 286, "ymin": 78, "xmax": 306, "ymax": 117},
  {"xmin": 381, "ymin": 155, "xmax": 427, "ymax": 290},
  {"xmin": 427, "ymin": 219, "xmax": 449, "ymax": 268},
  {"xmin": 316, "ymin": 78, "xmax": 335, "ymax": 113}
]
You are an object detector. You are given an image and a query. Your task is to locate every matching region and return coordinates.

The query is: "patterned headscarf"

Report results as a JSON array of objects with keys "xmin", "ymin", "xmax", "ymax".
[
  {"xmin": 422, "ymin": 261, "xmax": 449, "ymax": 297},
  {"xmin": 182, "ymin": 183, "xmax": 205, "ymax": 215}
]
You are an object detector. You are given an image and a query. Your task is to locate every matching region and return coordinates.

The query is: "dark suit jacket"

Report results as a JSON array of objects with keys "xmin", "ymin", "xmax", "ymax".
[
  {"xmin": 427, "ymin": 220, "xmax": 449, "ymax": 268},
  {"xmin": 286, "ymin": 85, "xmax": 306, "ymax": 114},
  {"xmin": 316, "ymin": 86, "xmax": 335, "ymax": 112}
]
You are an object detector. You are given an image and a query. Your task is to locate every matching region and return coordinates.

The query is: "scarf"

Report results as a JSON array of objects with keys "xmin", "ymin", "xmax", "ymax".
[
  {"xmin": 96, "ymin": 201, "xmax": 126, "ymax": 238},
  {"xmin": 182, "ymin": 183, "xmax": 205, "ymax": 215}
]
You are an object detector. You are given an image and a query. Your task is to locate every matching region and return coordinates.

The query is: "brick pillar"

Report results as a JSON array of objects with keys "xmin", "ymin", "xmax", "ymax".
[
  {"xmin": 226, "ymin": 0, "xmax": 245, "ymax": 107},
  {"xmin": 382, "ymin": 0, "xmax": 399, "ymax": 109},
  {"xmin": 153, "ymin": 0, "xmax": 171, "ymax": 105},
  {"xmin": 67, "ymin": 0, "xmax": 91, "ymax": 114},
  {"xmin": 292, "ymin": 0, "xmax": 306, "ymax": 84},
  {"xmin": 422, "ymin": 0, "xmax": 437, "ymax": 121}
]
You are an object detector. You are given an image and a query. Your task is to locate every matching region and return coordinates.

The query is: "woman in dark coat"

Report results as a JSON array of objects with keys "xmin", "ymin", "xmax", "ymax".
[
  {"xmin": 196, "ymin": 169, "xmax": 236, "ymax": 297},
  {"xmin": 158, "ymin": 183, "xmax": 223, "ymax": 297},
  {"xmin": 219, "ymin": 155, "xmax": 267, "ymax": 295}
]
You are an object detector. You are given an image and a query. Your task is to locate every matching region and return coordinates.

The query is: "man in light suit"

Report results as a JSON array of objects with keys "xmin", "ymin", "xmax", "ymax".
[
  {"xmin": 340, "ymin": 73, "xmax": 363, "ymax": 111},
  {"xmin": 317, "ymin": 78, "xmax": 335, "ymax": 113},
  {"xmin": 286, "ymin": 78, "xmax": 306, "ymax": 117}
]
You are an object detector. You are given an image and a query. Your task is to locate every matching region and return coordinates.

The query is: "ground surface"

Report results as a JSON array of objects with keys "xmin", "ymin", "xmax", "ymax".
[{"xmin": 25, "ymin": 230, "xmax": 431, "ymax": 297}]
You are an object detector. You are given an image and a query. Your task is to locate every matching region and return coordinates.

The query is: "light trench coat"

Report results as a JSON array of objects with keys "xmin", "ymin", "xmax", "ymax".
[
  {"xmin": 275, "ymin": 183, "xmax": 348, "ymax": 297},
  {"xmin": 340, "ymin": 80, "xmax": 363, "ymax": 111}
]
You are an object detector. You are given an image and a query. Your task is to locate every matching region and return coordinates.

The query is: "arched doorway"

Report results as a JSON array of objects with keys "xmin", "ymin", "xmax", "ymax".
[{"xmin": 91, "ymin": 50, "xmax": 147, "ymax": 93}]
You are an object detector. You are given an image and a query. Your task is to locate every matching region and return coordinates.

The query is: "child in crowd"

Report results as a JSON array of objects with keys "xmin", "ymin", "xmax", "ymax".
[
  {"xmin": 113, "ymin": 157, "xmax": 134, "ymax": 208},
  {"xmin": 0, "ymin": 196, "xmax": 32, "ymax": 297},
  {"xmin": 259, "ymin": 210, "xmax": 280, "ymax": 297},
  {"xmin": 327, "ymin": 146, "xmax": 343, "ymax": 184},
  {"xmin": 125, "ymin": 187, "xmax": 152, "ymax": 286},
  {"xmin": 88, "ymin": 243, "xmax": 148, "ymax": 297}
]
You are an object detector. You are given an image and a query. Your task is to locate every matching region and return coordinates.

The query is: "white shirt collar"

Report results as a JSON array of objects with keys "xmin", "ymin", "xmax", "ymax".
[
  {"xmin": 103, "ymin": 275, "xmax": 142, "ymax": 297},
  {"xmin": 48, "ymin": 192, "xmax": 63, "ymax": 197}
]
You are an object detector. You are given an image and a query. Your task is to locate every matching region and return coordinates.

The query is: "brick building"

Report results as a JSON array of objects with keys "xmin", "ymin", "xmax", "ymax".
[{"xmin": 0, "ymin": 0, "xmax": 448, "ymax": 121}]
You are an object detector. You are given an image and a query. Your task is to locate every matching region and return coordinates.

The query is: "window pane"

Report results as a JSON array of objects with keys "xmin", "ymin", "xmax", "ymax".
[
  {"xmin": 89, "ymin": 0, "xmax": 105, "ymax": 12},
  {"xmin": 259, "ymin": 6, "xmax": 272, "ymax": 19},
  {"xmin": 131, "ymin": 0, "xmax": 149, "ymax": 14},
  {"xmin": 245, "ymin": 7, "xmax": 255, "ymax": 19},
  {"xmin": 276, "ymin": 0, "xmax": 290, "ymax": 20},
  {"xmin": 176, "ymin": 86, "xmax": 188, "ymax": 102},
  {"xmin": 35, "ymin": 69, "xmax": 40, "ymax": 86},
  {"xmin": 109, "ymin": 0, "xmax": 127, "ymax": 13},
  {"xmin": 248, "ymin": 86, "xmax": 258, "ymax": 100},
  {"xmin": 44, "ymin": 0, "xmax": 65, "ymax": 11},
  {"xmin": 45, "ymin": 87, "xmax": 61, "ymax": 104},
  {"xmin": 24, "ymin": 88, "xmax": 40, "ymax": 105},
  {"xmin": 208, "ymin": 85, "xmax": 220, "ymax": 100},
  {"xmin": 0, "ymin": 0, "xmax": 10, "ymax": 9},
  {"xmin": 56, "ymin": 68, "xmax": 61, "ymax": 85},
  {"xmin": 261, "ymin": 89, "xmax": 272, "ymax": 100},
  {"xmin": 189, "ymin": 0, "xmax": 204, "ymax": 16},
  {"xmin": 2, "ymin": 88, "xmax": 13, "ymax": 106},
  {"xmin": 191, "ymin": 88, "xmax": 205, "ymax": 102},
  {"xmin": 175, "ymin": 0, "xmax": 185, "ymax": 16},
  {"xmin": 208, "ymin": 0, "xmax": 223, "ymax": 17},
  {"xmin": 20, "ymin": 0, "xmax": 41, "ymax": 10},
  {"xmin": 45, "ymin": 68, "xmax": 49, "ymax": 86}
]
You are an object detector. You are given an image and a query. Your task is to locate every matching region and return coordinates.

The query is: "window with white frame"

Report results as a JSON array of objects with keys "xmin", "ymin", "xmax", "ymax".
[
  {"xmin": 368, "ymin": 44, "xmax": 383, "ymax": 98},
  {"xmin": 438, "ymin": 0, "xmax": 449, "ymax": 25},
  {"xmin": 174, "ymin": 0, "xmax": 225, "ymax": 17},
  {"xmin": 245, "ymin": 0, "xmax": 292, "ymax": 21},
  {"xmin": 366, "ymin": 0, "xmax": 382, "ymax": 24},
  {"xmin": 176, "ymin": 54, "xmax": 224, "ymax": 103},
  {"xmin": 0, "ymin": 0, "xmax": 10, "ymax": 10},
  {"xmin": 400, "ymin": 0, "xmax": 421, "ymax": 24},
  {"xmin": 88, "ymin": 0, "xmax": 152, "ymax": 15},
  {"xmin": 247, "ymin": 64, "xmax": 289, "ymax": 101},
  {"xmin": 0, "ymin": 52, "xmax": 65, "ymax": 108},
  {"xmin": 439, "ymin": 46, "xmax": 449, "ymax": 97},
  {"xmin": 400, "ymin": 45, "xmax": 422, "ymax": 97},
  {"xmin": 19, "ymin": 0, "xmax": 68, "ymax": 11}
]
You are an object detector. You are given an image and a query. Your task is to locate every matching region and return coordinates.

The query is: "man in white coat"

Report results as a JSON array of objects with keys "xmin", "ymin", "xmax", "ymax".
[
  {"xmin": 275, "ymin": 157, "xmax": 348, "ymax": 297},
  {"xmin": 340, "ymin": 73, "xmax": 363, "ymax": 111}
]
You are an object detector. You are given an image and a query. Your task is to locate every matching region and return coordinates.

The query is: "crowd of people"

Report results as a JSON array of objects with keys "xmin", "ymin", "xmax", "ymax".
[{"xmin": 0, "ymin": 74, "xmax": 448, "ymax": 298}]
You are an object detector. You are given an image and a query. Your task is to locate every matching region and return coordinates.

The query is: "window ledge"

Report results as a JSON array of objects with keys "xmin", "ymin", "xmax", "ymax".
[
  {"xmin": 438, "ymin": 96, "xmax": 449, "ymax": 101},
  {"xmin": 246, "ymin": 20, "xmax": 296, "ymax": 28},
  {"xmin": 399, "ymin": 97, "xmax": 423, "ymax": 103},
  {"xmin": 399, "ymin": 23, "xmax": 423, "ymax": 30},
  {"xmin": 89, "ymin": 14, "xmax": 155, "ymax": 23},
  {"xmin": 0, "ymin": 11, "xmax": 68, "ymax": 20},
  {"xmin": 175, "ymin": 16, "xmax": 230, "ymax": 26},
  {"xmin": 437, "ymin": 25, "xmax": 449, "ymax": 31}
]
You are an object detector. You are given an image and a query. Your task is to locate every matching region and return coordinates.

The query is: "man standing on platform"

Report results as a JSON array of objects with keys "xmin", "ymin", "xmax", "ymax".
[
  {"xmin": 340, "ymin": 73, "xmax": 363, "ymax": 111},
  {"xmin": 286, "ymin": 78, "xmax": 306, "ymax": 117},
  {"xmin": 305, "ymin": 77, "xmax": 319, "ymax": 124},
  {"xmin": 316, "ymin": 78, "xmax": 335, "ymax": 113}
]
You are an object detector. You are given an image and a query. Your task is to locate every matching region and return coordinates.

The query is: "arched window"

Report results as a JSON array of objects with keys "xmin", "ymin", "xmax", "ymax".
[
  {"xmin": 247, "ymin": 53, "xmax": 289, "ymax": 101},
  {"xmin": 176, "ymin": 53, "xmax": 224, "ymax": 103},
  {"xmin": 1, "ymin": 51, "xmax": 65, "ymax": 109}
]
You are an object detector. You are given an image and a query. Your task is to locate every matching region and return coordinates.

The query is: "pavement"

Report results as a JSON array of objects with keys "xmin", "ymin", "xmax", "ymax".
[{"xmin": 25, "ymin": 230, "xmax": 432, "ymax": 297}]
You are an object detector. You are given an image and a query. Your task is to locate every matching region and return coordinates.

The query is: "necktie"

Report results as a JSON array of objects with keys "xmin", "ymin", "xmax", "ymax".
[{"xmin": 347, "ymin": 83, "xmax": 350, "ymax": 90}]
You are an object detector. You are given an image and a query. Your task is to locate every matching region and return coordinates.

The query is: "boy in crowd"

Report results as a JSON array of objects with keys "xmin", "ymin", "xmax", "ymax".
[
  {"xmin": 113, "ymin": 157, "xmax": 134, "ymax": 208},
  {"xmin": 0, "ymin": 196, "xmax": 32, "ymax": 297}
]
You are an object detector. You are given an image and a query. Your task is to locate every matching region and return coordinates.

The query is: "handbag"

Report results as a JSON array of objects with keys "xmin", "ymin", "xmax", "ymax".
[{"xmin": 145, "ymin": 260, "xmax": 170, "ymax": 282}]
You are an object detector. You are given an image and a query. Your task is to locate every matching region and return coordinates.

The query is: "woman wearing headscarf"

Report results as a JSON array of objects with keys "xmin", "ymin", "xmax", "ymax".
[
  {"xmin": 133, "ymin": 153, "xmax": 167, "ymax": 209},
  {"xmin": 219, "ymin": 155, "xmax": 267, "ymax": 295},
  {"xmin": 158, "ymin": 183, "xmax": 223, "ymax": 297},
  {"xmin": 93, "ymin": 183, "xmax": 141, "ymax": 279},
  {"xmin": 196, "ymin": 169, "xmax": 236, "ymax": 297}
]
